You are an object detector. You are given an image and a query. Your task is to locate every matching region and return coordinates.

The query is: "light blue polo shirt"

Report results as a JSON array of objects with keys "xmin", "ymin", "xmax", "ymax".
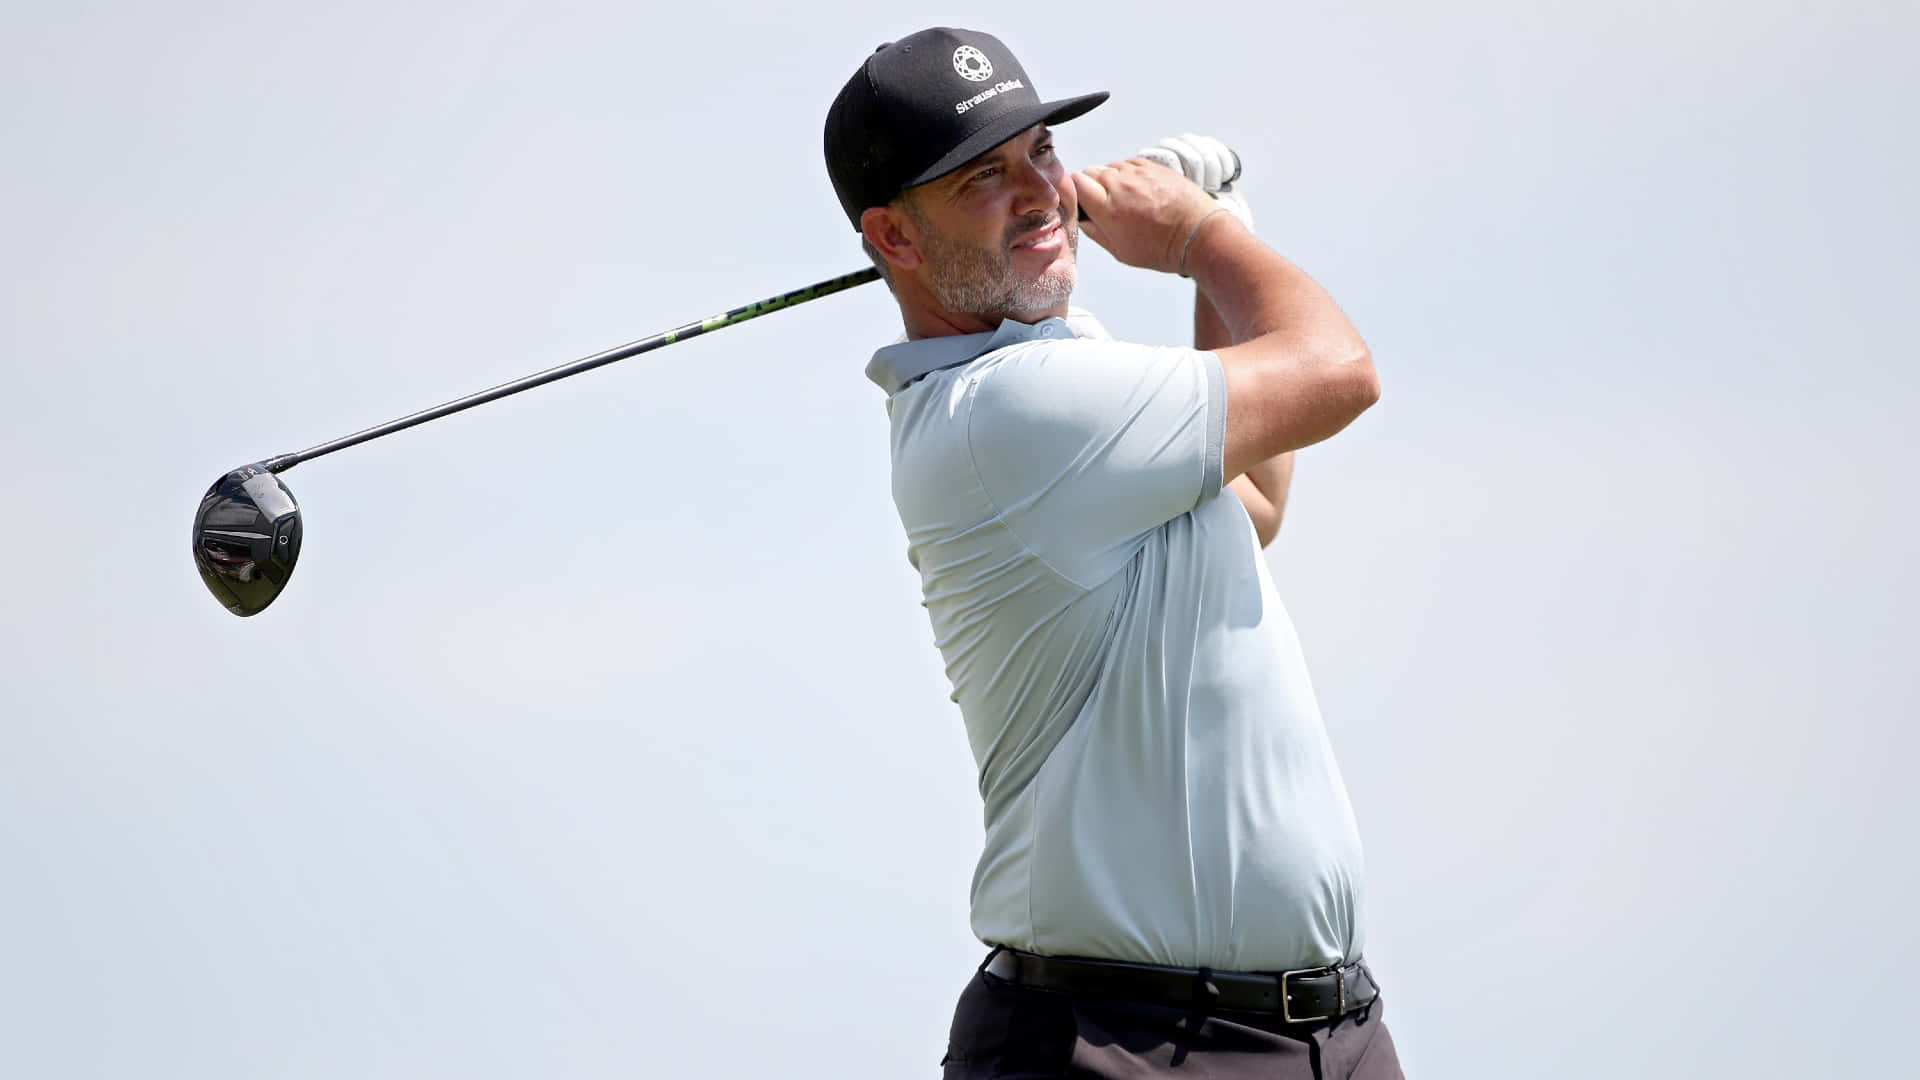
[{"xmin": 868, "ymin": 309, "xmax": 1366, "ymax": 972}]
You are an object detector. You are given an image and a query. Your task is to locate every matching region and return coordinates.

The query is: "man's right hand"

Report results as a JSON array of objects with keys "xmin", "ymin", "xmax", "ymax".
[
  {"xmin": 1071, "ymin": 159, "xmax": 1229, "ymax": 276},
  {"xmin": 1138, "ymin": 133, "xmax": 1254, "ymax": 235}
]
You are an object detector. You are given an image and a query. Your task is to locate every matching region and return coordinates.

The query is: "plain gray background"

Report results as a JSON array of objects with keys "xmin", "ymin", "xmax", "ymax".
[{"xmin": 3, "ymin": 1, "xmax": 1914, "ymax": 1076}]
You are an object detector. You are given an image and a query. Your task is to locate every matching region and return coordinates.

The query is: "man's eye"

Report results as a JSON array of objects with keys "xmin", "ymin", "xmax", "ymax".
[
  {"xmin": 972, "ymin": 167, "xmax": 998, "ymax": 182},
  {"xmin": 1035, "ymin": 144, "xmax": 1055, "ymax": 158}
]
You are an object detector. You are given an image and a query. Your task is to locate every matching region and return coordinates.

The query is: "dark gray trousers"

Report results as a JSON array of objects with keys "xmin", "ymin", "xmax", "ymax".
[{"xmin": 941, "ymin": 968, "xmax": 1406, "ymax": 1079}]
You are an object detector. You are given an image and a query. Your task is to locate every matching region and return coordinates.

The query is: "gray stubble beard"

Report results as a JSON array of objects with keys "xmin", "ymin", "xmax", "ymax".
[{"xmin": 909, "ymin": 205, "xmax": 1078, "ymax": 321}]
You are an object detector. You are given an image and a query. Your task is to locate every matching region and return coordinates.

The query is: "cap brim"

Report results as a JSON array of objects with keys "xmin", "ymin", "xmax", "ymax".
[{"xmin": 903, "ymin": 91, "xmax": 1109, "ymax": 192}]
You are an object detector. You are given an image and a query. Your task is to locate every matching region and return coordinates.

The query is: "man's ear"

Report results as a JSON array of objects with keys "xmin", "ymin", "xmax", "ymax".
[{"xmin": 861, "ymin": 205, "xmax": 922, "ymax": 273}]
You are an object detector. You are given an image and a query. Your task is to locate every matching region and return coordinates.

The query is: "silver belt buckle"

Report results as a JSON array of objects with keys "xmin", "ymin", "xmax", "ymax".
[{"xmin": 1279, "ymin": 966, "xmax": 1343, "ymax": 1023}]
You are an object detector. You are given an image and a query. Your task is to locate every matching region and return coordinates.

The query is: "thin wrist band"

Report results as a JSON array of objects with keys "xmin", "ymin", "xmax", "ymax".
[{"xmin": 1178, "ymin": 207, "xmax": 1230, "ymax": 278}]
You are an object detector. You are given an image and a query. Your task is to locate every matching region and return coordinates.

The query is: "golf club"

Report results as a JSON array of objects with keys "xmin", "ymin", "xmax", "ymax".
[{"xmin": 193, "ymin": 267, "xmax": 882, "ymax": 616}]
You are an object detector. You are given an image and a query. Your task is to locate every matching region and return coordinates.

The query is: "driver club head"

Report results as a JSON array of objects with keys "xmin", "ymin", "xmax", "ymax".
[{"xmin": 192, "ymin": 463, "xmax": 302, "ymax": 616}]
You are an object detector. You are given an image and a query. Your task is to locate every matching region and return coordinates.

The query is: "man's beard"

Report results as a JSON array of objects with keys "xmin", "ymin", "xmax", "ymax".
[{"xmin": 909, "ymin": 205, "xmax": 1078, "ymax": 320}]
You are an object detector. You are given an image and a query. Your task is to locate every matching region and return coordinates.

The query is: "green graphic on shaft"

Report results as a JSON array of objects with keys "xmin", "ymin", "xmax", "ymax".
[{"xmin": 702, "ymin": 268, "xmax": 881, "ymax": 333}]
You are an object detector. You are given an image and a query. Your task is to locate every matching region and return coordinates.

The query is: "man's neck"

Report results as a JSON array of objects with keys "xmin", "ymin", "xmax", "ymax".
[
  {"xmin": 898, "ymin": 290, "xmax": 1071, "ymax": 341},
  {"xmin": 903, "ymin": 307, "xmax": 996, "ymax": 341}
]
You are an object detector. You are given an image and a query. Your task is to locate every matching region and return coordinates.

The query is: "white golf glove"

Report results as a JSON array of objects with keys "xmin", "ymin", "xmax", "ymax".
[{"xmin": 1137, "ymin": 132, "xmax": 1253, "ymax": 233}]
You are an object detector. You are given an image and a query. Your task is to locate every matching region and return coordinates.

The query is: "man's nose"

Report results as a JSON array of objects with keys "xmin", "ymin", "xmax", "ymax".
[{"xmin": 1010, "ymin": 158, "xmax": 1060, "ymax": 216}]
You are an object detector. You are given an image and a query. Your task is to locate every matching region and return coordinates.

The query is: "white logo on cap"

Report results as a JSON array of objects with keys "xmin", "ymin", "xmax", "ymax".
[{"xmin": 953, "ymin": 45, "xmax": 993, "ymax": 82}]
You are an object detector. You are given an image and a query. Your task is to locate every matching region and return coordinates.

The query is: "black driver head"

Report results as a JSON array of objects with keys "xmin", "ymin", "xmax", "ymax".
[{"xmin": 192, "ymin": 463, "xmax": 302, "ymax": 616}]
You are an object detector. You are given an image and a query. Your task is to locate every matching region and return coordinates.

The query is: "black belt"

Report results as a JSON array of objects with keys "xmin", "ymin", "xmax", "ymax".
[{"xmin": 982, "ymin": 947, "xmax": 1378, "ymax": 1023}]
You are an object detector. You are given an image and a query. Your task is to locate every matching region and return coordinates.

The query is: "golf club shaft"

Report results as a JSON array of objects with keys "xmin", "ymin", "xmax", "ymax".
[{"xmin": 261, "ymin": 267, "xmax": 882, "ymax": 474}]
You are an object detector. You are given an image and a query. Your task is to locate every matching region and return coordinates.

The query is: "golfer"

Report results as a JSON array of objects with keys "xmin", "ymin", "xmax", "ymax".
[{"xmin": 826, "ymin": 28, "xmax": 1399, "ymax": 1079}]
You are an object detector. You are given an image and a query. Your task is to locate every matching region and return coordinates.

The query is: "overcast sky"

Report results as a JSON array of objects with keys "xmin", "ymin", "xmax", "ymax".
[{"xmin": 3, "ymin": 2, "xmax": 1914, "ymax": 1077}]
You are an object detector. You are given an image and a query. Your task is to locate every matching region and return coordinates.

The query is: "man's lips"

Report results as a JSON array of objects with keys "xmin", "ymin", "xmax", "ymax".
[{"xmin": 1011, "ymin": 220, "xmax": 1065, "ymax": 252}]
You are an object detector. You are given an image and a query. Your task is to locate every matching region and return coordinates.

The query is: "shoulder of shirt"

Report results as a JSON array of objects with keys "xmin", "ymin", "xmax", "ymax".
[
  {"xmin": 868, "ymin": 308, "xmax": 1150, "ymax": 397},
  {"xmin": 1064, "ymin": 306, "xmax": 1112, "ymax": 341}
]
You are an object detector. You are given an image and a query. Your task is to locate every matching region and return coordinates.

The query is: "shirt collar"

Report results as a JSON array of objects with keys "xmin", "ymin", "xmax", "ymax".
[{"xmin": 864, "ymin": 309, "xmax": 1108, "ymax": 396}]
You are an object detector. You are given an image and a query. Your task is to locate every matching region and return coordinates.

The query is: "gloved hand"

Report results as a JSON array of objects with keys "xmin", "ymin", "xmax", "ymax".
[{"xmin": 1137, "ymin": 133, "xmax": 1253, "ymax": 234}]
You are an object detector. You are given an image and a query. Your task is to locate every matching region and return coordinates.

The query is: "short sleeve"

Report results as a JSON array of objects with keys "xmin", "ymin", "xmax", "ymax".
[{"xmin": 964, "ymin": 338, "xmax": 1227, "ymax": 589}]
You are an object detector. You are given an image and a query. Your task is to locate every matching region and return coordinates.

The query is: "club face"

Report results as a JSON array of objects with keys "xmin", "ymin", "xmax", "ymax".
[{"xmin": 193, "ymin": 464, "xmax": 302, "ymax": 616}]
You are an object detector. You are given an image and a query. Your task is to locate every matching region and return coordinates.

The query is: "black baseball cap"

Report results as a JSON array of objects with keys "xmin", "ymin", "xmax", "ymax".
[{"xmin": 824, "ymin": 28, "xmax": 1108, "ymax": 230}]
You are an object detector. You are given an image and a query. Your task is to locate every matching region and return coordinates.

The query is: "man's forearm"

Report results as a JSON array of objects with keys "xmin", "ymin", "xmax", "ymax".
[
  {"xmin": 1232, "ymin": 453, "xmax": 1292, "ymax": 546},
  {"xmin": 1195, "ymin": 287, "xmax": 1232, "ymax": 353},
  {"xmin": 1199, "ymin": 290, "xmax": 1292, "ymax": 546}
]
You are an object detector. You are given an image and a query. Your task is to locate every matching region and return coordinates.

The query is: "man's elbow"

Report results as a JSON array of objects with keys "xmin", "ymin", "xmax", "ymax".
[
  {"xmin": 1341, "ymin": 346, "xmax": 1380, "ymax": 417},
  {"xmin": 1313, "ymin": 346, "xmax": 1378, "ymax": 434}
]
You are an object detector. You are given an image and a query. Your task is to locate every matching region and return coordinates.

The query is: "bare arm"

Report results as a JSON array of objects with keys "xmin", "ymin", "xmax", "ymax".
[
  {"xmin": 1073, "ymin": 161, "xmax": 1378, "ymax": 485},
  {"xmin": 1187, "ymin": 216, "xmax": 1377, "ymax": 480},
  {"xmin": 1198, "ymin": 291, "xmax": 1292, "ymax": 548}
]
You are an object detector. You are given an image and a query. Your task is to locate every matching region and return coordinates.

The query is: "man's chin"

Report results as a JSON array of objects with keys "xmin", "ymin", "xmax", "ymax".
[
  {"xmin": 1008, "ymin": 245, "xmax": 1075, "ymax": 302},
  {"xmin": 925, "ymin": 245, "xmax": 1076, "ymax": 323},
  {"xmin": 1026, "ymin": 260, "xmax": 1077, "ymax": 310}
]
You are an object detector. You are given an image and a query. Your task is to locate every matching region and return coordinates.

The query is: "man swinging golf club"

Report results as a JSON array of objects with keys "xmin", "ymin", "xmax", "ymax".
[{"xmin": 826, "ymin": 27, "xmax": 1399, "ymax": 1079}]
